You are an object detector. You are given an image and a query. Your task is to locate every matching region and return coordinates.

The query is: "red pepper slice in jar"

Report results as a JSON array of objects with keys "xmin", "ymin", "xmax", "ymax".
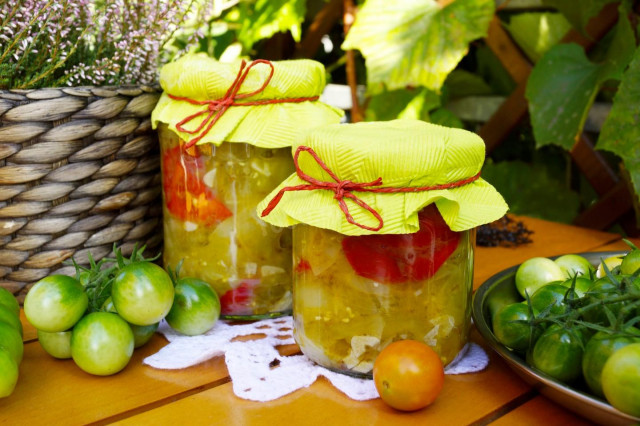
[
  {"xmin": 341, "ymin": 205, "xmax": 460, "ymax": 284},
  {"xmin": 219, "ymin": 279, "xmax": 260, "ymax": 316},
  {"xmin": 295, "ymin": 259, "xmax": 312, "ymax": 273},
  {"xmin": 162, "ymin": 145, "xmax": 232, "ymax": 226}
]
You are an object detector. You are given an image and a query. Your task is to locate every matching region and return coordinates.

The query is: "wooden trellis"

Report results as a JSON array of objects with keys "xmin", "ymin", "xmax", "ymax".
[{"xmin": 481, "ymin": 3, "xmax": 639, "ymax": 235}]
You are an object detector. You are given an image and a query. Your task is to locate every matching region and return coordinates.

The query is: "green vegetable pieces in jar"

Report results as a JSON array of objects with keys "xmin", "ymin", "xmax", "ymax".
[{"xmin": 159, "ymin": 129, "xmax": 294, "ymax": 319}]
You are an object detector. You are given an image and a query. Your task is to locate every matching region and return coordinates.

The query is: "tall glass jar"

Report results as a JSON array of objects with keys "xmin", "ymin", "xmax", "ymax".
[
  {"xmin": 152, "ymin": 55, "xmax": 343, "ymax": 319},
  {"xmin": 159, "ymin": 124, "xmax": 295, "ymax": 318},
  {"xmin": 292, "ymin": 205, "xmax": 474, "ymax": 376}
]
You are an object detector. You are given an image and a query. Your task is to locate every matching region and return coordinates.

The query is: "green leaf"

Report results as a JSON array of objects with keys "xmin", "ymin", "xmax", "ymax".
[
  {"xmin": 444, "ymin": 70, "xmax": 493, "ymax": 99},
  {"xmin": 365, "ymin": 87, "xmax": 440, "ymax": 121},
  {"xmin": 598, "ymin": 46, "xmax": 640, "ymax": 201},
  {"xmin": 504, "ymin": 12, "xmax": 571, "ymax": 63},
  {"xmin": 475, "ymin": 45, "xmax": 516, "ymax": 96},
  {"xmin": 600, "ymin": 7, "xmax": 635, "ymax": 81},
  {"xmin": 541, "ymin": 0, "xmax": 617, "ymax": 33},
  {"xmin": 481, "ymin": 159, "xmax": 581, "ymax": 223},
  {"xmin": 526, "ymin": 12, "xmax": 635, "ymax": 150},
  {"xmin": 342, "ymin": 0, "xmax": 494, "ymax": 93},
  {"xmin": 526, "ymin": 43, "xmax": 602, "ymax": 149},
  {"xmin": 428, "ymin": 108, "xmax": 464, "ymax": 129},
  {"xmin": 232, "ymin": 0, "xmax": 306, "ymax": 49}
]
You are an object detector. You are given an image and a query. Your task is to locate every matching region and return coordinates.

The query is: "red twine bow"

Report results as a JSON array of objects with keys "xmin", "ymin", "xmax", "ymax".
[
  {"xmin": 168, "ymin": 59, "xmax": 320, "ymax": 149},
  {"xmin": 261, "ymin": 146, "xmax": 482, "ymax": 232}
]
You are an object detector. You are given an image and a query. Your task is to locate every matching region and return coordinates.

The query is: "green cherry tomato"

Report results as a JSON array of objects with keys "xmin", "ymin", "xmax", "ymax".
[
  {"xmin": 531, "ymin": 325, "xmax": 584, "ymax": 383},
  {"xmin": 130, "ymin": 323, "xmax": 158, "ymax": 349},
  {"xmin": 0, "ymin": 287, "xmax": 19, "ymax": 317},
  {"xmin": 554, "ymin": 254, "xmax": 593, "ymax": 279},
  {"xmin": 0, "ymin": 306, "xmax": 22, "ymax": 337},
  {"xmin": 24, "ymin": 275, "xmax": 88, "ymax": 332},
  {"xmin": 602, "ymin": 343, "xmax": 640, "ymax": 417},
  {"xmin": 37, "ymin": 329, "xmax": 72, "ymax": 359},
  {"xmin": 70, "ymin": 312, "xmax": 134, "ymax": 376},
  {"xmin": 0, "ymin": 347, "xmax": 18, "ymax": 398},
  {"xmin": 0, "ymin": 322, "xmax": 23, "ymax": 364},
  {"xmin": 620, "ymin": 250, "xmax": 640, "ymax": 275},
  {"xmin": 101, "ymin": 297, "xmax": 157, "ymax": 349},
  {"xmin": 515, "ymin": 257, "xmax": 565, "ymax": 298},
  {"xmin": 530, "ymin": 284, "xmax": 570, "ymax": 316},
  {"xmin": 582, "ymin": 277, "xmax": 638, "ymax": 325},
  {"xmin": 492, "ymin": 303, "xmax": 534, "ymax": 352},
  {"xmin": 166, "ymin": 277, "xmax": 221, "ymax": 336},
  {"xmin": 112, "ymin": 262, "xmax": 174, "ymax": 326},
  {"xmin": 582, "ymin": 329, "xmax": 640, "ymax": 398},
  {"xmin": 596, "ymin": 255, "xmax": 624, "ymax": 278},
  {"xmin": 558, "ymin": 277, "xmax": 593, "ymax": 298}
]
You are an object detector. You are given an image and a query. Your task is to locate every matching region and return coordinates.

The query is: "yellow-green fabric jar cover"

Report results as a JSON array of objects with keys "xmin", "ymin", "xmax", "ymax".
[
  {"xmin": 151, "ymin": 53, "xmax": 344, "ymax": 148},
  {"xmin": 258, "ymin": 120, "xmax": 509, "ymax": 236}
]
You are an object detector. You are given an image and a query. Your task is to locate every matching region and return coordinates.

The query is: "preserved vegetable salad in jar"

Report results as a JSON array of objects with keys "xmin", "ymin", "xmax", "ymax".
[
  {"xmin": 259, "ymin": 120, "xmax": 508, "ymax": 375},
  {"xmin": 159, "ymin": 125, "xmax": 294, "ymax": 317},
  {"xmin": 293, "ymin": 206, "xmax": 474, "ymax": 374},
  {"xmin": 152, "ymin": 54, "xmax": 343, "ymax": 318}
]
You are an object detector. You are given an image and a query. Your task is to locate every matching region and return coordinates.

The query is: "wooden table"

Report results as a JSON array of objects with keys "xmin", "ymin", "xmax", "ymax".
[{"xmin": 1, "ymin": 216, "xmax": 637, "ymax": 426}]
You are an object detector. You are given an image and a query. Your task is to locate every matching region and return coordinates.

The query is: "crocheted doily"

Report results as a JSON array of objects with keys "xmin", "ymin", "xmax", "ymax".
[{"xmin": 143, "ymin": 317, "xmax": 489, "ymax": 402}]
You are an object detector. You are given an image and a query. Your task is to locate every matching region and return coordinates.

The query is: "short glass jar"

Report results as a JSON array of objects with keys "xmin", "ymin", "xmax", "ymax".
[
  {"xmin": 292, "ymin": 205, "xmax": 474, "ymax": 376},
  {"xmin": 159, "ymin": 124, "xmax": 295, "ymax": 318}
]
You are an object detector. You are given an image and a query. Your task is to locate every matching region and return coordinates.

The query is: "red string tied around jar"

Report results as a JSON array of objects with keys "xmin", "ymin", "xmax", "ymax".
[{"xmin": 261, "ymin": 145, "xmax": 482, "ymax": 232}]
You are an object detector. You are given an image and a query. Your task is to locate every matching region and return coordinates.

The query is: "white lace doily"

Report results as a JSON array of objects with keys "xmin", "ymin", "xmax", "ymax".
[{"xmin": 143, "ymin": 317, "xmax": 489, "ymax": 402}]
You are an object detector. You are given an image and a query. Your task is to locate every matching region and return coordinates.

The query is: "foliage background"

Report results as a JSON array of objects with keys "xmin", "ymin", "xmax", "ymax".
[
  {"xmin": 3, "ymin": 0, "xmax": 638, "ymax": 231},
  {"xmin": 162, "ymin": 0, "xmax": 640, "ymax": 232}
]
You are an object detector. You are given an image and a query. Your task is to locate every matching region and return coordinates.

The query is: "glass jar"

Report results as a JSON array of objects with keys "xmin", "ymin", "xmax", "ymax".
[
  {"xmin": 159, "ymin": 124, "xmax": 295, "ymax": 319},
  {"xmin": 292, "ymin": 205, "xmax": 474, "ymax": 376}
]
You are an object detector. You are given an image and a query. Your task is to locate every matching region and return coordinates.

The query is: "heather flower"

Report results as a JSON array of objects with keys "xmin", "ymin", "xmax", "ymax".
[{"xmin": 0, "ymin": 0, "xmax": 197, "ymax": 89}]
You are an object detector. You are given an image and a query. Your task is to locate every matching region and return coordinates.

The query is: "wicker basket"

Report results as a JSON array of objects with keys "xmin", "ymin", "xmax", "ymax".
[{"xmin": 0, "ymin": 85, "xmax": 163, "ymax": 302}]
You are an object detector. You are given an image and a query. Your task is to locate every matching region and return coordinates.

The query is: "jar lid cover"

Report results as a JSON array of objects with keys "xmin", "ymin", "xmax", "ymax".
[
  {"xmin": 258, "ymin": 120, "xmax": 508, "ymax": 235},
  {"xmin": 151, "ymin": 53, "xmax": 343, "ymax": 148}
]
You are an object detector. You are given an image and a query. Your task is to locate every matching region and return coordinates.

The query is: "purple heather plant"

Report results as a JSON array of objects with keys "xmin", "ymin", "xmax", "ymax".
[{"xmin": 0, "ymin": 0, "xmax": 196, "ymax": 89}]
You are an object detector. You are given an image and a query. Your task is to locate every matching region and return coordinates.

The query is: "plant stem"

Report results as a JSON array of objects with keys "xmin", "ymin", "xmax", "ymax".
[{"xmin": 343, "ymin": 0, "xmax": 363, "ymax": 122}]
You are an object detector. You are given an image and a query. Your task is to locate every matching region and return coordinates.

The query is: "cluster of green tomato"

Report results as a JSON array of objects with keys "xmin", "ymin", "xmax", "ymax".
[
  {"xmin": 18, "ymin": 255, "xmax": 221, "ymax": 382},
  {"xmin": 492, "ymin": 250, "xmax": 640, "ymax": 418},
  {"xmin": 0, "ymin": 288, "xmax": 22, "ymax": 398}
]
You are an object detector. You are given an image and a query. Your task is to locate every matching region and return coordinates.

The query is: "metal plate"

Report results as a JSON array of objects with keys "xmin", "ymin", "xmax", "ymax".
[{"xmin": 472, "ymin": 251, "xmax": 640, "ymax": 426}]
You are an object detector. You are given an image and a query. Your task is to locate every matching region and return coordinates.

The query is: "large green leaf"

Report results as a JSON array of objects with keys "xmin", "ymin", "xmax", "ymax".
[
  {"xmin": 232, "ymin": 0, "xmax": 306, "ymax": 49},
  {"xmin": 342, "ymin": 0, "xmax": 494, "ymax": 93},
  {"xmin": 541, "ymin": 0, "xmax": 617, "ymax": 33},
  {"xmin": 482, "ymin": 159, "xmax": 581, "ymax": 223},
  {"xmin": 526, "ymin": 13, "xmax": 634, "ymax": 150},
  {"xmin": 598, "ymin": 46, "xmax": 640, "ymax": 200},
  {"xmin": 526, "ymin": 43, "xmax": 602, "ymax": 149},
  {"xmin": 504, "ymin": 12, "xmax": 571, "ymax": 63}
]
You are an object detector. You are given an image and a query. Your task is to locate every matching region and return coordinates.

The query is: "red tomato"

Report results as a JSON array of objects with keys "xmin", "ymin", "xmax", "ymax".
[
  {"xmin": 162, "ymin": 145, "xmax": 232, "ymax": 226},
  {"xmin": 342, "ymin": 205, "xmax": 459, "ymax": 283},
  {"xmin": 373, "ymin": 340, "xmax": 445, "ymax": 411},
  {"xmin": 219, "ymin": 279, "xmax": 260, "ymax": 316}
]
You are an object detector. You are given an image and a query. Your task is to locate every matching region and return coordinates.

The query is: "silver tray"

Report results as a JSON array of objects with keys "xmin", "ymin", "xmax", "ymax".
[{"xmin": 472, "ymin": 251, "xmax": 640, "ymax": 426}]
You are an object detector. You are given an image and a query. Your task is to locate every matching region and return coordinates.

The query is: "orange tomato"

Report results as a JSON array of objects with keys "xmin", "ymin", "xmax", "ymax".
[{"xmin": 373, "ymin": 340, "xmax": 444, "ymax": 411}]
